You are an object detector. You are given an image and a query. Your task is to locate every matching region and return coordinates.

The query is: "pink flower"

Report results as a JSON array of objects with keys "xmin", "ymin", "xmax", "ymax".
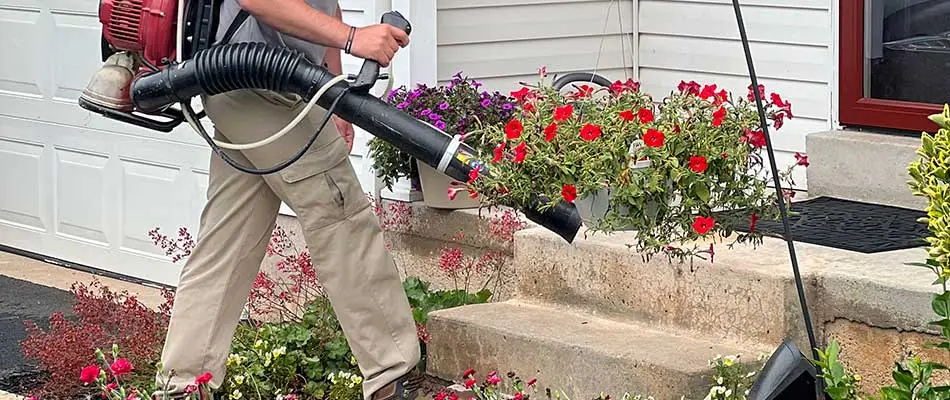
[
  {"xmin": 195, "ymin": 372, "xmax": 213, "ymax": 385},
  {"xmin": 110, "ymin": 358, "xmax": 133, "ymax": 376},
  {"xmin": 486, "ymin": 371, "xmax": 501, "ymax": 385},
  {"xmin": 184, "ymin": 385, "xmax": 198, "ymax": 394},
  {"xmin": 80, "ymin": 365, "xmax": 100, "ymax": 385},
  {"xmin": 795, "ymin": 152, "xmax": 809, "ymax": 167}
]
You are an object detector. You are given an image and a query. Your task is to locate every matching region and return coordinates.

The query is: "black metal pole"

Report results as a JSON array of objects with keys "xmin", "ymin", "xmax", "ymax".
[{"xmin": 730, "ymin": 0, "xmax": 821, "ymax": 370}]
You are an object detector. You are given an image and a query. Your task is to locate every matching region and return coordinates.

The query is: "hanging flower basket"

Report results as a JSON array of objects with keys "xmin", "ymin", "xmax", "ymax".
[{"xmin": 467, "ymin": 68, "xmax": 804, "ymax": 262}]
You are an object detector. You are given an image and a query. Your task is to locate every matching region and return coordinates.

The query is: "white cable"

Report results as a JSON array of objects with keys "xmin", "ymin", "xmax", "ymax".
[
  {"xmin": 185, "ymin": 61, "xmax": 395, "ymax": 151},
  {"xmin": 185, "ymin": 74, "xmax": 348, "ymax": 150}
]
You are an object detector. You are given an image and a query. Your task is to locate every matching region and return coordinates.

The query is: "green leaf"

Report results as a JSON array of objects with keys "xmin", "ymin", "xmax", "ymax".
[
  {"xmin": 933, "ymin": 292, "xmax": 950, "ymax": 318},
  {"xmin": 692, "ymin": 182, "xmax": 710, "ymax": 203}
]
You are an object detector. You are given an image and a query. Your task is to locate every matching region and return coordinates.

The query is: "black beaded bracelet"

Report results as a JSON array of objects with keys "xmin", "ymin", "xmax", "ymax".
[{"xmin": 344, "ymin": 26, "xmax": 356, "ymax": 54}]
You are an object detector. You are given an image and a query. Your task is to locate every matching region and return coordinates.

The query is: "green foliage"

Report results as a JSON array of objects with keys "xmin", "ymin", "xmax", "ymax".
[
  {"xmin": 220, "ymin": 297, "xmax": 358, "ymax": 400},
  {"xmin": 814, "ymin": 341, "xmax": 863, "ymax": 400},
  {"xmin": 402, "ymin": 276, "xmax": 492, "ymax": 326}
]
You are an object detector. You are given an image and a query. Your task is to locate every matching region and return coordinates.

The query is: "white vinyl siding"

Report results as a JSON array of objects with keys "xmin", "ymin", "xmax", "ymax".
[
  {"xmin": 638, "ymin": 0, "xmax": 834, "ymax": 188},
  {"xmin": 436, "ymin": 0, "xmax": 637, "ymax": 91}
]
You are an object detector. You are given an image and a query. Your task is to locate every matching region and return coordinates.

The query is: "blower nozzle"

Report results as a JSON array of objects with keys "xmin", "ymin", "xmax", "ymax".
[{"xmin": 129, "ymin": 42, "xmax": 583, "ymax": 243}]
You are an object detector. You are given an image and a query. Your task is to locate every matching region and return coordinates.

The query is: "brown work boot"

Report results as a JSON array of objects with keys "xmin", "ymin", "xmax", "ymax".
[{"xmin": 372, "ymin": 373, "xmax": 422, "ymax": 400}]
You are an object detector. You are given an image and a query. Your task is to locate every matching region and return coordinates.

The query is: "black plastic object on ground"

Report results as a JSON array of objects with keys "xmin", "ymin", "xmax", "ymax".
[
  {"xmin": 747, "ymin": 340, "xmax": 819, "ymax": 400},
  {"xmin": 129, "ymin": 42, "xmax": 583, "ymax": 243}
]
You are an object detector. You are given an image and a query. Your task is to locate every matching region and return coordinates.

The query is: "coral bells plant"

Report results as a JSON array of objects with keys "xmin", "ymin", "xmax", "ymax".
[
  {"xmin": 370, "ymin": 71, "xmax": 519, "ymax": 190},
  {"xmin": 21, "ymin": 280, "xmax": 175, "ymax": 399},
  {"xmin": 469, "ymin": 69, "xmax": 807, "ymax": 262}
]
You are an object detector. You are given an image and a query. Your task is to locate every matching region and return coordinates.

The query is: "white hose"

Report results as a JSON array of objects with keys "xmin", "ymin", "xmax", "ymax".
[
  {"xmin": 176, "ymin": 0, "xmax": 184, "ymax": 63},
  {"xmin": 194, "ymin": 73, "xmax": 349, "ymax": 150}
]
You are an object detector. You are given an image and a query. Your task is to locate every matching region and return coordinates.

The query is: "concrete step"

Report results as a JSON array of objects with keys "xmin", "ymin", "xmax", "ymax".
[
  {"xmin": 426, "ymin": 299, "xmax": 772, "ymax": 400},
  {"xmin": 511, "ymin": 225, "xmax": 936, "ymax": 349}
]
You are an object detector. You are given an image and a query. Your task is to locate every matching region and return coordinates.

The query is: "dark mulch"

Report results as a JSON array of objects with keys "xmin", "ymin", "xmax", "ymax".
[{"xmin": 0, "ymin": 274, "xmax": 75, "ymax": 396}]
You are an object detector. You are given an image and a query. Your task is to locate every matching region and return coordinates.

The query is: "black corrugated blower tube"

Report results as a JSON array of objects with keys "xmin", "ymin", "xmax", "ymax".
[{"xmin": 131, "ymin": 42, "xmax": 583, "ymax": 243}]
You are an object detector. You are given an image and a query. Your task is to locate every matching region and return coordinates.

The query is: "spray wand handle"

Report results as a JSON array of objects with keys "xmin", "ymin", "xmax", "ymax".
[{"xmin": 351, "ymin": 10, "xmax": 411, "ymax": 92}]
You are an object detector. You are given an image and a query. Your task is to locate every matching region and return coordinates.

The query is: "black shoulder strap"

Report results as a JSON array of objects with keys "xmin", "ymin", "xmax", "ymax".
[{"xmin": 218, "ymin": 9, "xmax": 249, "ymax": 45}]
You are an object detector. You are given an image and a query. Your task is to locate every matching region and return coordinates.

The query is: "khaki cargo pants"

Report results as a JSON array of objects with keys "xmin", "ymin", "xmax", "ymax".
[{"xmin": 155, "ymin": 88, "xmax": 420, "ymax": 398}]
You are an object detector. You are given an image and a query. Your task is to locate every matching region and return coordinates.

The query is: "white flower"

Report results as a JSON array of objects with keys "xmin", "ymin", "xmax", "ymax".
[
  {"xmin": 716, "ymin": 376, "xmax": 724, "ymax": 385},
  {"xmin": 272, "ymin": 346, "xmax": 287, "ymax": 358},
  {"xmin": 254, "ymin": 339, "xmax": 263, "ymax": 348},
  {"xmin": 230, "ymin": 389, "xmax": 243, "ymax": 399},
  {"xmin": 233, "ymin": 375, "xmax": 245, "ymax": 385}
]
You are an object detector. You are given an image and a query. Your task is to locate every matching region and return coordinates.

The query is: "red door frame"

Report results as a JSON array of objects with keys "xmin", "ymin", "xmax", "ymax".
[{"xmin": 838, "ymin": 0, "xmax": 943, "ymax": 132}]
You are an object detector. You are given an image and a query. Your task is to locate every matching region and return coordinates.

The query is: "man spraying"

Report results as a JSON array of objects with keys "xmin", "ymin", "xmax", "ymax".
[{"xmin": 152, "ymin": 1, "xmax": 419, "ymax": 399}]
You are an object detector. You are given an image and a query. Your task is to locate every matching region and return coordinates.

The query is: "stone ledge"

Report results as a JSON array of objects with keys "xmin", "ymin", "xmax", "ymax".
[
  {"xmin": 806, "ymin": 130, "xmax": 926, "ymax": 210},
  {"xmin": 513, "ymin": 225, "xmax": 939, "ymax": 346}
]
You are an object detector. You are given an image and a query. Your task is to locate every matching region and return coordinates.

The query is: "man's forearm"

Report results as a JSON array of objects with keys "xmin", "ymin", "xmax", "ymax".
[
  {"xmin": 323, "ymin": 4, "xmax": 344, "ymax": 75},
  {"xmin": 238, "ymin": 0, "xmax": 351, "ymax": 49}
]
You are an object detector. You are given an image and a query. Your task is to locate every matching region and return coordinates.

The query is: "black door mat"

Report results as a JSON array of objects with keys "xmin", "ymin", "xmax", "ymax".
[{"xmin": 718, "ymin": 196, "xmax": 929, "ymax": 254}]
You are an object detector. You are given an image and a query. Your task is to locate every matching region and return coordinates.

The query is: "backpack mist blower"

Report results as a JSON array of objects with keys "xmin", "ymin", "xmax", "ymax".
[{"xmin": 76, "ymin": 0, "xmax": 583, "ymax": 243}]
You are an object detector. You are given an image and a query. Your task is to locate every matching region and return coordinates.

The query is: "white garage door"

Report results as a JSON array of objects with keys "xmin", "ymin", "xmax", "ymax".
[{"xmin": 0, "ymin": 0, "xmax": 389, "ymax": 286}]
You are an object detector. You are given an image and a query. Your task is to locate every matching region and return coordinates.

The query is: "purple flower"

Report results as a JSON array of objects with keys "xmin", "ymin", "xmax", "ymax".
[
  {"xmin": 502, "ymin": 103, "xmax": 513, "ymax": 110},
  {"xmin": 435, "ymin": 120, "xmax": 447, "ymax": 130},
  {"xmin": 397, "ymin": 101, "xmax": 409, "ymax": 110},
  {"xmin": 439, "ymin": 102, "xmax": 450, "ymax": 111},
  {"xmin": 473, "ymin": 81, "xmax": 482, "ymax": 89},
  {"xmin": 420, "ymin": 108, "xmax": 431, "ymax": 116},
  {"xmin": 429, "ymin": 113, "xmax": 441, "ymax": 121},
  {"xmin": 409, "ymin": 89, "xmax": 422, "ymax": 100},
  {"xmin": 481, "ymin": 99, "xmax": 492, "ymax": 107}
]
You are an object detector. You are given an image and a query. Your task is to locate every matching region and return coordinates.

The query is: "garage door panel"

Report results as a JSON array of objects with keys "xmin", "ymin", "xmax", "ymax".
[
  {"xmin": 51, "ymin": 11, "xmax": 102, "ymax": 100},
  {"xmin": 120, "ymin": 158, "xmax": 194, "ymax": 255},
  {"xmin": 0, "ymin": 137, "xmax": 44, "ymax": 230},
  {"xmin": 55, "ymin": 147, "xmax": 109, "ymax": 244},
  {"xmin": 0, "ymin": 7, "xmax": 42, "ymax": 96}
]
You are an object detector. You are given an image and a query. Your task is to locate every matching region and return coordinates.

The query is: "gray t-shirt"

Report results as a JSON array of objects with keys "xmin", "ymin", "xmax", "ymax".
[{"xmin": 215, "ymin": 0, "xmax": 339, "ymax": 64}]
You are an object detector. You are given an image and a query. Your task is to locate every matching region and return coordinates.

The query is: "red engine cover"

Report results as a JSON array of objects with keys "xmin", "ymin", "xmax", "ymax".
[{"xmin": 99, "ymin": 0, "xmax": 179, "ymax": 67}]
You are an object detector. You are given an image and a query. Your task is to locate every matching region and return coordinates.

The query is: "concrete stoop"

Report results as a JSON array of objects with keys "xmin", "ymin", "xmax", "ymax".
[
  {"xmin": 425, "ymin": 222, "xmax": 944, "ymax": 399},
  {"xmin": 426, "ymin": 300, "xmax": 770, "ymax": 400}
]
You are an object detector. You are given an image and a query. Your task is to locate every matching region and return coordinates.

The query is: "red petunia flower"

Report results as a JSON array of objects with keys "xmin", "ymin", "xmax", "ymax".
[
  {"xmin": 447, "ymin": 187, "xmax": 464, "ymax": 200},
  {"xmin": 110, "ymin": 358, "xmax": 133, "ymax": 377},
  {"xmin": 524, "ymin": 102, "xmax": 536, "ymax": 113},
  {"xmin": 527, "ymin": 378, "xmax": 538, "ymax": 386},
  {"xmin": 638, "ymin": 108, "xmax": 654, "ymax": 124},
  {"xmin": 463, "ymin": 369, "xmax": 476, "ymax": 378},
  {"xmin": 644, "ymin": 129, "xmax": 665, "ymax": 148},
  {"xmin": 619, "ymin": 110, "xmax": 635, "ymax": 122},
  {"xmin": 195, "ymin": 372, "xmax": 213, "ymax": 385},
  {"xmin": 795, "ymin": 152, "xmax": 809, "ymax": 167},
  {"xmin": 712, "ymin": 106, "xmax": 726, "ymax": 127},
  {"xmin": 554, "ymin": 104, "xmax": 574, "ymax": 121},
  {"xmin": 544, "ymin": 123, "xmax": 558, "ymax": 142},
  {"xmin": 741, "ymin": 128, "xmax": 766, "ymax": 148},
  {"xmin": 699, "ymin": 84, "xmax": 718, "ymax": 100},
  {"xmin": 576, "ymin": 85, "xmax": 594, "ymax": 98},
  {"xmin": 773, "ymin": 112, "xmax": 786, "ymax": 130},
  {"xmin": 492, "ymin": 142, "xmax": 505, "ymax": 162},
  {"xmin": 580, "ymin": 123, "xmax": 602, "ymax": 141},
  {"xmin": 468, "ymin": 167, "xmax": 480, "ymax": 183},
  {"xmin": 80, "ymin": 365, "xmax": 100, "ymax": 385},
  {"xmin": 678, "ymin": 80, "xmax": 701, "ymax": 96},
  {"xmin": 184, "ymin": 385, "xmax": 198, "ymax": 394},
  {"xmin": 748, "ymin": 84, "xmax": 765, "ymax": 102},
  {"xmin": 513, "ymin": 142, "xmax": 527, "ymax": 163},
  {"xmin": 486, "ymin": 371, "xmax": 501, "ymax": 385},
  {"xmin": 693, "ymin": 216, "xmax": 715, "ymax": 235},
  {"xmin": 561, "ymin": 184, "xmax": 577, "ymax": 203},
  {"xmin": 465, "ymin": 379, "xmax": 477, "ymax": 389},
  {"xmin": 689, "ymin": 155, "xmax": 708, "ymax": 173},
  {"xmin": 511, "ymin": 87, "xmax": 529, "ymax": 102},
  {"xmin": 106, "ymin": 383, "xmax": 119, "ymax": 393},
  {"xmin": 505, "ymin": 119, "xmax": 523, "ymax": 139}
]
